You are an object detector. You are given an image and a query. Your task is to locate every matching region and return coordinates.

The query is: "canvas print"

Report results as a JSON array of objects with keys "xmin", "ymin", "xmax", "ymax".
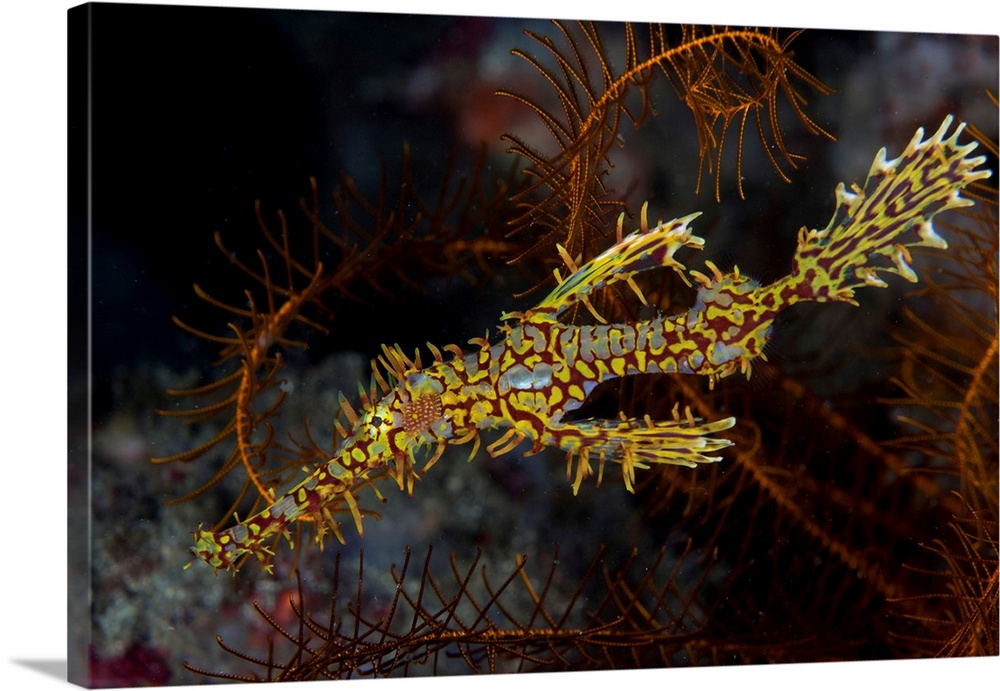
[{"xmin": 67, "ymin": 2, "xmax": 998, "ymax": 687}]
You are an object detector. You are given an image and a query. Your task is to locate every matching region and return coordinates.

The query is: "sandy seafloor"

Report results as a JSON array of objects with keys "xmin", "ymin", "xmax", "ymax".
[{"xmin": 69, "ymin": 5, "xmax": 997, "ymax": 686}]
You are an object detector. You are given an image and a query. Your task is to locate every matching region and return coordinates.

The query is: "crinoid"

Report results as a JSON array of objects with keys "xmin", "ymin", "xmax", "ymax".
[
  {"xmin": 184, "ymin": 540, "xmax": 796, "ymax": 680},
  {"xmin": 881, "ymin": 130, "xmax": 998, "ymax": 658},
  {"xmin": 499, "ymin": 23, "xmax": 833, "ymax": 267}
]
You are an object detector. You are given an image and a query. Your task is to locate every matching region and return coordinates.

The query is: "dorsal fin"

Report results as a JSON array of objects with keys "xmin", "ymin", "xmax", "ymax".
[{"xmin": 523, "ymin": 209, "xmax": 704, "ymax": 324}]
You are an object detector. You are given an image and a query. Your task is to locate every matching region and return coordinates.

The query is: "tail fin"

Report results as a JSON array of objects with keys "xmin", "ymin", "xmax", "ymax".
[
  {"xmin": 789, "ymin": 115, "xmax": 990, "ymax": 305},
  {"xmin": 675, "ymin": 116, "xmax": 991, "ymax": 385}
]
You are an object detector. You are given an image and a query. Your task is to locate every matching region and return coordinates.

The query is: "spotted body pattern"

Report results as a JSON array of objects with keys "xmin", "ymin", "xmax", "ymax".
[{"xmin": 190, "ymin": 116, "xmax": 990, "ymax": 574}]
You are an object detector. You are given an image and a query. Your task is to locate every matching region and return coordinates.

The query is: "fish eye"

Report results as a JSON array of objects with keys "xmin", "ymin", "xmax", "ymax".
[{"xmin": 363, "ymin": 404, "xmax": 393, "ymax": 439}]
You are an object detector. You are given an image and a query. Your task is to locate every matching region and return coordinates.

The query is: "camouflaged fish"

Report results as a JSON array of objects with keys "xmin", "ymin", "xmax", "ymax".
[{"xmin": 189, "ymin": 115, "xmax": 991, "ymax": 574}]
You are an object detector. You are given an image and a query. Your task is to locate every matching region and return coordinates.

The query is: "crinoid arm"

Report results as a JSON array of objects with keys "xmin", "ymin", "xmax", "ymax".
[
  {"xmin": 549, "ymin": 404, "xmax": 736, "ymax": 494},
  {"xmin": 789, "ymin": 115, "xmax": 992, "ymax": 305},
  {"xmin": 522, "ymin": 204, "xmax": 705, "ymax": 325}
]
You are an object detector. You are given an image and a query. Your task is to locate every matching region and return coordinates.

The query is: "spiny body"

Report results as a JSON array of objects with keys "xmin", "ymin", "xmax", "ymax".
[{"xmin": 190, "ymin": 116, "xmax": 990, "ymax": 574}]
